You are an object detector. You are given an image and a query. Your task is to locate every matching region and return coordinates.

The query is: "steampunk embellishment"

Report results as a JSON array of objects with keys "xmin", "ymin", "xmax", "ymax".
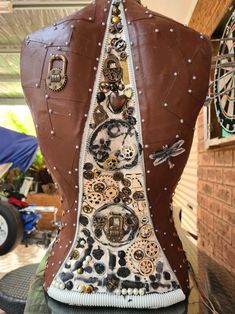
[
  {"xmin": 149, "ymin": 139, "xmax": 186, "ymax": 169},
  {"xmin": 46, "ymin": 54, "xmax": 68, "ymax": 91},
  {"xmin": 92, "ymin": 204, "xmax": 139, "ymax": 246},
  {"xmin": 53, "ymin": 0, "xmax": 180, "ymax": 299}
]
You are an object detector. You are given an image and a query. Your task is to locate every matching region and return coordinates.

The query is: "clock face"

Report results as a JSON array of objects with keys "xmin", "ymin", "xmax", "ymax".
[{"xmin": 214, "ymin": 12, "xmax": 235, "ymax": 133}]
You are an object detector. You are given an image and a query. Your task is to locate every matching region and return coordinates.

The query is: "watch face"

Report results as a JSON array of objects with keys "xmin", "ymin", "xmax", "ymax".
[{"xmin": 214, "ymin": 12, "xmax": 235, "ymax": 133}]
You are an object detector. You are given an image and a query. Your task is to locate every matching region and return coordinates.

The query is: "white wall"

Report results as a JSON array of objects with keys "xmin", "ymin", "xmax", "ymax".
[{"xmin": 142, "ymin": 0, "xmax": 198, "ymax": 25}]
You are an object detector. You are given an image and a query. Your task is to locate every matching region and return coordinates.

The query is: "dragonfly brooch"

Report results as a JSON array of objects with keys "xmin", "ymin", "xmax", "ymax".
[{"xmin": 149, "ymin": 139, "xmax": 185, "ymax": 169}]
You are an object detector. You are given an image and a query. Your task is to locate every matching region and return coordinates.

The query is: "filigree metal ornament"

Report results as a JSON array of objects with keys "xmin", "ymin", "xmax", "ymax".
[
  {"xmin": 103, "ymin": 54, "xmax": 123, "ymax": 83},
  {"xmin": 46, "ymin": 54, "xmax": 68, "ymax": 91},
  {"xmin": 149, "ymin": 139, "xmax": 185, "ymax": 169}
]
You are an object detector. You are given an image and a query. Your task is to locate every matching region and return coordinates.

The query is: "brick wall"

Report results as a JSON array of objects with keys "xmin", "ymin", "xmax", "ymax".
[{"xmin": 197, "ymin": 111, "xmax": 235, "ymax": 276}]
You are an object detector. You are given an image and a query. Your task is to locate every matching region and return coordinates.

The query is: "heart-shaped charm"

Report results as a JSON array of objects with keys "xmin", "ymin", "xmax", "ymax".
[{"xmin": 108, "ymin": 91, "xmax": 128, "ymax": 114}]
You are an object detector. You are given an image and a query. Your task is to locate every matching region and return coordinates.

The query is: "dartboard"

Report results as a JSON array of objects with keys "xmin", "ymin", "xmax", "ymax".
[{"xmin": 214, "ymin": 11, "xmax": 235, "ymax": 133}]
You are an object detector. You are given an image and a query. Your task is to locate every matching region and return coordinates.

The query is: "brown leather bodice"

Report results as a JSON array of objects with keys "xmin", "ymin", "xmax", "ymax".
[{"xmin": 20, "ymin": 0, "xmax": 211, "ymax": 296}]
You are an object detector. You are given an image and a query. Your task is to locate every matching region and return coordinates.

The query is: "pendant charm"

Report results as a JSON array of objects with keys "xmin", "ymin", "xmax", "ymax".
[
  {"xmin": 108, "ymin": 91, "xmax": 128, "ymax": 114},
  {"xmin": 103, "ymin": 54, "xmax": 123, "ymax": 83},
  {"xmin": 46, "ymin": 54, "xmax": 68, "ymax": 92}
]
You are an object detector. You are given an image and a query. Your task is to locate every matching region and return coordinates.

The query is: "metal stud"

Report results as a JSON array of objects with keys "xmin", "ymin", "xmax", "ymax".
[
  {"xmin": 163, "ymin": 103, "xmax": 168, "ymax": 107},
  {"xmin": 89, "ymin": 88, "xmax": 92, "ymax": 92},
  {"xmin": 147, "ymin": 170, "xmax": 150, "ymax": 174},
  {"xmin": 170, "ymin": 28, "xmax": 174, "ymax": 32},
  {"xmin": 76, "ymin": 145, "xmax": 79, "ymax": 149},
  {"xmin": 171, "ymin": 243, "xmax": 174, "ymax": 247},
  {"xmin": 50, "ymin": 130, "xmax": 55, "ymax": 135},
  {"xmin": 102, "ymin": 22, "xmax": 105, "ymax": 26},
  {"xmin": 147, "ymin": 187, "xmax": 150, "ymax": 191},
  {"xmin": 180, "ymin": 119, "xmax": 184, "ymax": 124},
  {"xmin": 163, "ymin": 232, "xmax": 167, "ymax": 235},
  {"xmin": 98, "ymin": 42, "xmax": 102, "ymax": 46},
  {"xmin": 149, "ymin": 14, "xmax": 153, "ymax": 18},
  {"xmin": 138, "ymin": 90, "xmax": 142, "ymax": 95},
  {"xmin": 89, "ymin": 17, "xmax": 92, "ymax": 21},
  {"xmin": 187, "ymin": 59, "xmax": 192, "ymax": 63},
  {"xmin": 155, "ymin": 28, "xmax": 159, "ymax": 32},
  {"xmin": 93, "ymin": 66, "xmax": 97, "ymax": 71},
  {"xmin": 176, "ymin": 134, "xmax": 179, "ymax": 138},
  {"xmin": 188, "ymin": 89, "xmax": 192, "ymax": 93},
  {"xmin": 35, "ymin": 83, "xmax": 39, "ymax": 88},
  {"xmin": 45, "ymin": 94, "xmax": 49, "ymax": 99},
  {"xmin": 68, "ymin": 171, "xmax": 72, "ymax": 175},
  {"xmin": 135, "ymin": 66, "xmax": 139, "ymax": 70},
  {"xmin": 164, "ymin": 187, "xmax": 168, "ymax": 191},
  {"xmin": 53, "ymin": 166, "xmax": 57, "ymax": 170},
  {"xmin": 75, "ymin": 185, "xmax": 78, "ymax": 189},
  {"xmin": 70, "ymin": 25, "xmax": 75, "ymax": 29},
  {"xmin": 130, "ymin": 42, "xmax": 134, "ymax": 46},
  {"xmin": 57, "ymin": 46, "xmax": 61, "ymax": 51},
  {"xmin": 84, "ymin": 113, "xmax": 88, "ymax": 117},
  {"xmin": 174, "ymin": 72, "xmax": 178, "ymax": 76},
  {"xmin": 65, "ymin": 41, "xmax": 69, "ymax": 46},
  {"xmin": 49, "ymin": 109, "xmax": 53, "ymax": 114},
  {"xmin": 145, "ymin": 144, "xmax": 149, "ymax": 148},
  {"xmin": 192, "ymin": 75, "xmax": 197, "ymax": 80},
  {"xmin": 141, "ymin": 119, "xmax": 145, "ymax": 122}
]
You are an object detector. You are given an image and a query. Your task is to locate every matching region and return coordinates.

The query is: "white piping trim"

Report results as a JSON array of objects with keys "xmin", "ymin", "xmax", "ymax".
[{"xmin": 48, "ymin": 287, "xmax": 185, "ymax": 309}]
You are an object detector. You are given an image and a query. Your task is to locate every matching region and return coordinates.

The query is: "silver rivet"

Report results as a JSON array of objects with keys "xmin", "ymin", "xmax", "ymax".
[
  {"xmin": 49, "ymin": 109, "xmax": 52, "ymax": 114},
  {"xmin": 147, "ymin": 170, "xmax": 150, "ymax": 174},
  {"xmin": 149, "ymin": 14, "xmax": 153, "ymax": 18},
  {"xmin": 68, "ymin": 171, "xmax": 72, "ymax": 175},
  {"xmin": 35, "ymin": 83, "xmax": 39, "ymax": 88},
  {"xmin": 163, "ymin": 103, "xmax": 168, "ymax": 107},
  {"xmin": 149, "ymin": 206, "xmax": 152, "ymax": 209},
  {"xmin": 180, "ymin": 265, "xmax": 183, "ymax": 268},
  {"xmin": 76, "ymin": 145, "xmax": 79, "ymax": 149},
  {"xmin": 155, "ymin": 28, "xmax": 159, "ymax": 32},
  {"xmin": 138, "ymin": 90, "xmax": 142, "ymax": 95},
  {"xmin": 174, "ymin": 269, "xmax": 177, "ymax": 273},
  {"xmin": 141, "ymin": 119, "xmax": 145, "ymax": 122},
  {"xmin": 68, "ymin": 113, "xmax": 72, "ymax": 117},
  {"xmin": 104, "ymin": 8, "xmax": 107, "ymax": 11},
  {"xmin": 65, "ymin": 41, "xmax": 69, "ymax": 46},
  {"xmin": 44, "ymin": 44, "xmax": 47, "ymax": 48},
  {"xmin": 73, "ymin": 224, "xmax": 76, "ymax": 227},
  {"xmin": 75, "ymin": 185, "xmax": 78, "ymax": 189},
  {"xmin": 57, "ymin": 46, "xmax": 61, "ymax": 50},
  {"xmin": 128, "ymin": 21, "xmax": 131, "ymax": 25},
  {"xmin": 163, "ymin": 247, "xmax": 166, "ymax": 251},
  {"xmin": 193, "ymin": 75, "xmax": 196, "ymax": 80},
  {"xmin": 145, "ymin": 10, "xmax": 149, "ymax": 14},
  {"xmin": 102, "ymin": 22, "xmax": 105, "ymax": 26},
  {"xmin": 35, "ymin": 124, "xmax": 39, "ymax": 129},
  {"xmin": 174, "ymin": 72, "xmax": 178, "ymax": 76},
  {"xmin": 70, "ymin": 25, "xmax": 74, "ymax": 29},
  {"xmin": 53, "ymin": 166, "xmax": 57, "ymax": 170},
  {"xmin": 164, "ymin": 187, "xmax": 168, "ymax": 191},
  {"xmin": 163, "ymin": 232, "xmax": 167, "ymax": 235},
  {"xmin": 75, "ymin": 208, "xmax": 77, "ymax": 211},
  {"xmin": 93, "ymin": 67, "xmax": 97, "ymax": 71},
  {"xmin": 75, "ymin": 168, "xmax": 78, "ymax": 172},
  {"xmin": 147, "ymin": 187, "xmax": 150, "ymax": 191},
  {"xmin": 135, "ymin": 66, "xmax": 139, "ymax": 70},
  {"xmin": 50, "ymin": 130, "xmax": 54, "ymax": 135},
  {"xmin": 170, "ymin": 28, "xmax": 174, "ymax": 32},
  {"xmin": 98, "ymin": 42, "xmax": 102, "ymax": 46},
  {"xmin": 176, "ymin": 134, "xmax": 180, "ymax": 138},
  {"xmin": 180, "ymin": 119, "xmax": 184, "ymax": 123},
  {"xmin": 188, "ymin": 59, "xmax": 192, "ymax": 63},
  {"xmin": 84, "ymin": 113, "xmax": 88, "ymax": 117},
  {"xmin": 75, "ymin": 200, "xmax": 78, "ymax": 203},
  {"xmin": 171, "ymin": 243, "xmax": 174, "ymax": 247},
  {"xmin": 130, "ymin": 42, "xmax": 134, "ymax": 46},
  {"xmin": 89, "ymin": 17, "xmax": 92, "ymax": 21},
  {"xmin": 125, "ymin": 8, "xmax": 128, "ymax": 12},
  {"xmin": 145, "ymin": 144, "xmax": 149, "ymax": 148},
  {"xmin": 89, "ymin": 88, "xmax": 92, "ymax": 92},
  {"xmin": 188, "ymin": 89, "xmax": 192, "ymax": 93}
]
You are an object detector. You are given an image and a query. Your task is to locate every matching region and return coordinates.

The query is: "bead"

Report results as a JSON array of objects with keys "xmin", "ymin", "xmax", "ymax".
[
  {"xmin": 96, "ymin": 92, "xmax": 106, "ymax": 103},
  {"xmin": 164, "ymin": 187, "xmax": 168, "ymax": 191},
  {"xmin": 121, "ymin": 288, "xmax": 127, "ymax": 295},
  {"xmin": 86, "ymin": 255, "xmax": 92, "ymax": 262},
  {"xmin": 139, "ymin": 288, "xmax": 145, "ymax": 296},
  {"xmin": 85, "ymin": 285, "xmax": 93, "ymax": 293},
  {"xmin": 65, "ymin": 41, "xmax": 69, "ymax": 46},
  {"xmin": 128, "ymin": 288, "xmax": 133, "ymax": 295},
  {"xmin": 112, "ymin": 16, "xmax": 121, "ymax": 23},
  {"xmin": 78, "ymin": 284, "xmax": 85, "ymax": 292},
  {"xmin": 133, "ymin": 288, "xmax": 139, "ymax": 296},
  {"xmin": 149, "ymin": 14, "xmax": 153, "ymax": 18},
  {"xmin": 77, "ymin": 268, "xmax": 83, "ymax": 275},
  {"xmin": 76, "ymin": 145, "xmax": 79, "ymax": 149},
  {"xmin": 48, "ymin": 109, "xmax": 52, "ymax": 114}
]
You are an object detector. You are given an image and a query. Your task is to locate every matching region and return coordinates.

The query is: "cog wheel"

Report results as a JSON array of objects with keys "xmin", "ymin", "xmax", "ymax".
[
  {"xmin": 126, "ymin": 240, "xmax": 148, "ymax": 273},
  {"xmin": 145, "ymin": 241, "xmax": 160, "ymax": 259},
  {"xmin": 104, "ymin": 186, "xmax": 119, "ymax": 200},
  {"xmin": 138, "ymin": 259, "xmax": 154, "ymax": 276},
  {"xmin": 86, "ymin": 192, "xmax": 104, "ymax": 208}
]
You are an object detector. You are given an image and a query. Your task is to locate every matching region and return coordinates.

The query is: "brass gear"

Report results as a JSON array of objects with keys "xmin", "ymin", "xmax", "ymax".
[
  {"xmin": 138, "ymin": 259, "xmax": 154, "ymax": 276},
  {"xmin": 145, "ymin": 241, "xmax": 160, "ymax": 259}
]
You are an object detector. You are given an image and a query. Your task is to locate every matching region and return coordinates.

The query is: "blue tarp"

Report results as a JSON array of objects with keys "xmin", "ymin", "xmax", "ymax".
[{"xmin": 0, "ymin": 127, "xmax": 38, "ymax": 171}]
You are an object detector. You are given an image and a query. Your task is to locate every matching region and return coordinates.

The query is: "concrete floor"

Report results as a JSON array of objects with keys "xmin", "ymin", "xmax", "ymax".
[{"xmin": 0, "ymin": 244, "xmax": 46, "ymax": 314}]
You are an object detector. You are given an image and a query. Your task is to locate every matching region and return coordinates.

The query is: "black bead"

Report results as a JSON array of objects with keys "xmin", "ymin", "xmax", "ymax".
[
  {"xmin": 65, "ymin": 281, "xmax": 73, "ymax": 290},
  {"xmin": 79, "ymin": 215, "xmax": 89, "ymax": 226},
  {"xmin": 118, "ymin": 251, "xmax": 126, "ymax": 258},
  {"xmin": 118, "ymin": 258, "xmax": 126, "ymax": 266},
  {"xmin": 110, "ymin": 84, "xmax": 118, "ymax": 91},
  {"xmin": 59, "ymin": 272, "xmax": 73, "ymax": 282},
  {"xmin": 149, "ymin": 275, "xmax": 156, "ymax": 282},
  {"xmin": 84, "ymin": 162, "xmax": 93, "ymax": 170},
  {"xmin": 163, "ymin": 271, "xmax": 171, "ymax": 280},
  {"xmin": 92, "ymin": 247, "xmax": 104, "ymax": 260},
  {"xmin": 97, "ymin": 92, "xmax": 106, "ymax": 103},
  {"xmin": 117, "ymin": 267, "xmax": 130, "ymax": 278},
  {"xmin": 94, "ymin": 263, "xmax": 105, "ymax": 274}
]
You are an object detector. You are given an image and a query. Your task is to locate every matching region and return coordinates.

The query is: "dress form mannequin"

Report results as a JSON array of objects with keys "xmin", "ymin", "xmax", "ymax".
[{"xmin": 20, "ymin": 0, "xmax": 211, "ymax": 309}]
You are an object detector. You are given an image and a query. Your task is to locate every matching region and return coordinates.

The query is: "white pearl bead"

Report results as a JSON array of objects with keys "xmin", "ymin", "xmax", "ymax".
[
  {"xmin": 133, "ymin": 288, "xmax": 139, "ymax": 296},
  {"xmin": 59, "ymin": 282, "xmax": 65, "ymax": 290},
  {"xmin": 78, "ymin": 285, "xmax": 85, "ymax": 293},
  {"xmin": 86, "ymin": 256, "xmax": 92, "ymax": 262},
  {"xmin": 122, "ymin": 288, "xmax": 128, "ymax": 296},
  {"xmin": 128, "ymin": 288, "xmax": 133, "ymax": 295},
  {"xmin": 139, "ymin": 288, "xmax": 145, "ymax": 296}
]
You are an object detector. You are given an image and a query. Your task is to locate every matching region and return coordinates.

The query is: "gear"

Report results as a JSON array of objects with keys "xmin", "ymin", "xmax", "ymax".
[
  {"xmin": 139, "ymin": 224, "xmax": 153, "ymax": 239},
  {"xmin": 126, "ymin": 240, "xmax": 148, "ymax": 273},
  {"xmin": 86, "ymin": 192, "xmax": 104, "ymax": 208},
  {"xmin": 138, "ymin": 259, "xmax": 154, "ymax": 276},
  {"xmin": 105, "ymin": 186, "xmax": 119, "ymax": 200},
  {"xmin": 145, "ymin": 241, "xmax": 160, "ymax": 259},
  {"xmin": 118, "ymin": 145, "xmax": 136, "ymax": 161}
]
